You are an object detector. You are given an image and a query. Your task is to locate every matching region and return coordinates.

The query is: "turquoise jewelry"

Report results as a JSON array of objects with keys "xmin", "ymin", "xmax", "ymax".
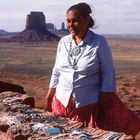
[
  {"xmin": 64, "ymin": 39, "xmax": 86, "ymax": 68},
  {"xmin": 71, "ymin": 46, "xmax": 81, "ymax": 56},
  {"xmin": 69, "ymin": 41, "xmax": 81, "ymax": 57}
]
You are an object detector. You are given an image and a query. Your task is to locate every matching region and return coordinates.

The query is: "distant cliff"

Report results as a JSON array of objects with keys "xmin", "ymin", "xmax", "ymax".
[
  {"xmin": 0, "ymin": 30, "xmax": 9, "ymax": 36},
  {"xmin": 13, "ymin": 11, "xmax": 60, "ymax": 42},
  {"xmin": 0, "ymin": 30, "xmax": 16, "ymax": 38},
  {"xmin": 0, "ymin": 12, "xmax": 60, "ymax": 42}
]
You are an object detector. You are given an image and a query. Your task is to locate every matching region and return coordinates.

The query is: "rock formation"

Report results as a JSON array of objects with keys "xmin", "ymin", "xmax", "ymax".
[
  {"xmin": 0, "ymin": 82, "xmax": 132, "ymax": 140},
  {"xmin": 26, "ymin": 12, "xmax": 46, "ymax": 32},
  {"xmin": 0, "ymin": 81, "xmax": 26, "ymax": 94},
  {"xmin": 14, "ymin": 11, "xmax": 60, "ymax": 42}
]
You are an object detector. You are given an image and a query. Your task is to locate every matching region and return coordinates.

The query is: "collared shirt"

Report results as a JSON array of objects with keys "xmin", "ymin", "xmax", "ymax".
[{"xmin": 49, "ymin": 30, "xmax": 116, "ymax": 108}]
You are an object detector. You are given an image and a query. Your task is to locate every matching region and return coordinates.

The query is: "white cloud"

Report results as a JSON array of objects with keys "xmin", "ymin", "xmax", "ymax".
[{"xmin": 0, "ymin": 0, "xmax": 140, "ymax": 34}]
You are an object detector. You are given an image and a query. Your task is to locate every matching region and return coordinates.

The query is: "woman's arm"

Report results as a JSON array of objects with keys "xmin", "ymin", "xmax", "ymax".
[
  {"xmin": 99, "ymin": 36, "xmax": 116, "ymax": 93},
  {"xmin": 97, "ymin": 36, "xmax": 116, "ymax": 123},
  {"xmin": 44, "ymin": 40, "xmax": 62, "ymax": 111},
  {"xmin": 44, "ymin": 88, "xmax": 56, "ymax": 111},
  {"xmin": 49, "ymin": 40, "xmax": 61, "ymax": 88}
]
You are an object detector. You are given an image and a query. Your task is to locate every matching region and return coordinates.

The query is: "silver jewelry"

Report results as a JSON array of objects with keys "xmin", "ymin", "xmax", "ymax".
[
  {"xmin": 64, "ymin": 39, "xmax": 86, "ymax": 68},
  {"xmin": 71, "ymin": 46, "xmax": 81, "ymax": 56}
]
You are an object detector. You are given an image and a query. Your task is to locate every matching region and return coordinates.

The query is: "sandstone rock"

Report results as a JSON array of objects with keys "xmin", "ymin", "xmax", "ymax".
[
  {"xmin": 0, "ymin": 81, "xmax": 26, "ymax": 94},
  {"xmin": 14, "ymin": 134, "xmax": 29, "ymax": 140},
  {"xmin": 0, "ymin": 131, "xmax": 12, "ymax": 140},
  {"xmin": 0, "ymin": 91, "xmax": 35, "ymax": 109},
  {"xmin": 0, "ymin": 123, "xmax": 9, "ymax": 132},
  {"xmin": 14, "ymin": 11, "xmax": 60, "ymax": 42},
  {"xmin": 26, "ymin": 12, "xmax": 46, "ymax": 32},
  {"xmin": 21, "ymin": 94, "xmax": 35, "ymax": 108}
]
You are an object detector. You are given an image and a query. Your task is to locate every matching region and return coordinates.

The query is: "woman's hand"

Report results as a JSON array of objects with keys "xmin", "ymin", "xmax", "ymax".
[{"xmin": 44, "ymin": 88, "xmax": 56, "ymax": 112}]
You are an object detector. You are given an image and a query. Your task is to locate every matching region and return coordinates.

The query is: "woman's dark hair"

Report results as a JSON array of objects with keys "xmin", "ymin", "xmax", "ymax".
[{"xmin": 67, "ymin": 3, "xmax": 94, "ymax": 28}]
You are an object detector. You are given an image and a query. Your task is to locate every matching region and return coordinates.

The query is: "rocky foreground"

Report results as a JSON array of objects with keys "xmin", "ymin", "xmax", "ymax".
[{"xmin": 0, "ymin": 81, "xmax": 136, "ymax": 140}]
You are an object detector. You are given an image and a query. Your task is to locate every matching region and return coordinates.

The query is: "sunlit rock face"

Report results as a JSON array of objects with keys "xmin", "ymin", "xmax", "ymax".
[{"xmin": 15, "ymin": 11, "xmax": 60, "ymax": 42}]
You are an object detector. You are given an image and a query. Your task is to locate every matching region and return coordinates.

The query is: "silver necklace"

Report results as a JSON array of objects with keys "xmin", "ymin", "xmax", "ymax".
[
  {"xmin": 63, "ymin": 38, "xmax": 86, "ymax": 68},
  {"xmin": 71, "ymin": 46, "xmax": 81, "ymax": 56},
  {"xmin": 67, "ymin": 41, "xmax": 86, "ymax": 68},
  {"xmin": 69, "ymin": 41, "xmax": 81, "ymax": 56}
]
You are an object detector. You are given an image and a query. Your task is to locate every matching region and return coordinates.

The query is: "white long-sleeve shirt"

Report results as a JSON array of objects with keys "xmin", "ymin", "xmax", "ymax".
[{"xmin": 49, "ymin": 30, "xmax": 116, "ymax": 108}]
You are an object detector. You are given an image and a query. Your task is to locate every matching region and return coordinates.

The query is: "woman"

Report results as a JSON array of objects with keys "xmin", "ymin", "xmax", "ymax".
[{"xmin": 44, "ymin": 2, "xmax": 140, "ymax": 138}]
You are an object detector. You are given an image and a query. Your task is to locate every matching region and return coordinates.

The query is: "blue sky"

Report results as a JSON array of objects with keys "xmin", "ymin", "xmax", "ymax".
[{"xmin": 0, "ymin": 0, "xmax": 140, "ymax": 34}]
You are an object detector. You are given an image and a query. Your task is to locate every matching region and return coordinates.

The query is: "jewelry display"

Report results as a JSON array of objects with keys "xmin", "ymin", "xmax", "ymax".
[{"xmin": 0, "ymin": 91, "xmax": 127, "ymax": 139}]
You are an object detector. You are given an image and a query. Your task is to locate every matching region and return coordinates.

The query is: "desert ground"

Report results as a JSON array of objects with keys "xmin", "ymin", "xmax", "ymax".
[{"xmin": 0, "ymin": 38, "xmax": 140, "ymax": 116}]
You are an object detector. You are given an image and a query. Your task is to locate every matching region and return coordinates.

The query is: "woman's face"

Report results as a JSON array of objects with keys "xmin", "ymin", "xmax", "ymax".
[{"xmin": 66, "ymin": 10, "xmax": 89, "ymax": 37}]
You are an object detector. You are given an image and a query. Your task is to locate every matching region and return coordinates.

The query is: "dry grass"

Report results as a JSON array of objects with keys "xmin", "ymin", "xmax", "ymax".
[
  {"xmin": 0, "ymin": 42, "xmax": 56, "ymax": 75},
  {"xmin": 109, "ymin": 40, "xmax": 140, "ymax": 73}
]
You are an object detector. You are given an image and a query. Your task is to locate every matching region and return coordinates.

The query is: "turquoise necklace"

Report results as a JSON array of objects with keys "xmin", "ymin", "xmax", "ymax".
[
  {"xmin": 64, "ymin": 40, "xmax": 86, "ymax": 68},
  {"xmin": 70, "ymin": 45, "xmax": 81, "ymax": 56}
]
